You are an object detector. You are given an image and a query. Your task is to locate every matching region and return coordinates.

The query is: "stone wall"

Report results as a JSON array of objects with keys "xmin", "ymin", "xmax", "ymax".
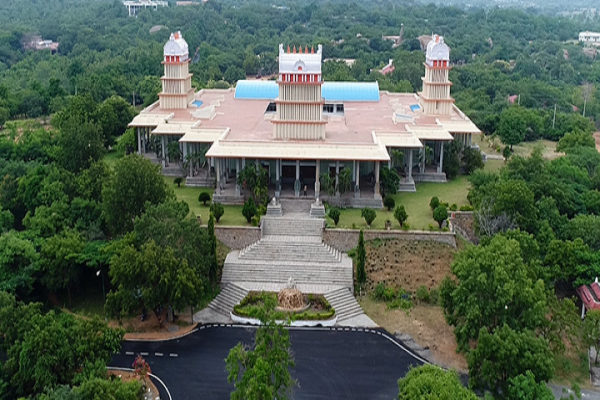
[
  {"xmin": 215, "ymin": 226, "xmax": 260, "ymax": 249},
  {"xmin": 323, "ymin": 229, "xmax": 456, "ymax": 252},
  {"xmin": 449, "ymin": 211, "xmax": 477, "ymax": 244}
]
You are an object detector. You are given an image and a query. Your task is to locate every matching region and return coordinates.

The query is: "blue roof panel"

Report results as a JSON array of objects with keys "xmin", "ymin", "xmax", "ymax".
[{"xmin": 234, "ymin": 80, "xmax": 380, "ymax": 102}]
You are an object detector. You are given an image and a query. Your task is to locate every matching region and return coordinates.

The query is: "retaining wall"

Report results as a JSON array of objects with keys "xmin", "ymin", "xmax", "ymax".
[
  {"xmin": 323, "ymin": 228, "xmax": 456, "ymax": 251},
  {"xmin": 215, "ymin": 226, "xmax": 260, "ymax": 249}
]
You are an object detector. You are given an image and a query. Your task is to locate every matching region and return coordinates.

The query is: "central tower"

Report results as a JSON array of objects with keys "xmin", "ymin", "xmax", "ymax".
[
  {"xmin": 272, "ymin": 44, "xmax": 327, "ymax": 140},
  {"xmin": 159, "ymin": 31, "xmax": 194, "ymax": 110},
  {"xmin": 419, "ymin": 34, "xmax": 454, "ymax": 116}
]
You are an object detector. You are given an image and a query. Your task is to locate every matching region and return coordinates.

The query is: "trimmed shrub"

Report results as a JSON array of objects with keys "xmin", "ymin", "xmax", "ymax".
[
  {"xmin": 459, "ymin": 204, "xmax": 474, "ymax": 211},
  {"xmin": 429, "ymin": 196, "xmax": 440, "ymax": 212},
  {"xmin": 328, "ymin": 207, "xmax": 340, "ymax": 226},
  {"xmin": 174, "ymin": 177, "xmax": 184, "ymax": 188},
  {"xmin": 210, "ymin": 202, "xmax": 224, "ymax": 222},
  {"xmin": 449, "ymin": 203, "xmax": 458, "ymax": 211},
  {"xmin": 242, "ymin": 197, "xmax": 257, "ymax": 223},
  {"xmin": 361, "ymin": 207, "xmax": 377, "ymax": 227},
  {"xmin": 383, "ymin": 197, "xmax": 396, "ymax": 211},
  {"xmin": 199, "ymin": 192, "xmax": 211, "ymax": 206},
  {"xmin": 416, "ymin": 285, "xmax": 430, "ymax": 303},
  {"xmin": 394, "ymin": 205, "xmax": 408, "ymax": 228},
  {"xmin": 433, "ymin": 205, "xmax": 448, "ymax": 229}
]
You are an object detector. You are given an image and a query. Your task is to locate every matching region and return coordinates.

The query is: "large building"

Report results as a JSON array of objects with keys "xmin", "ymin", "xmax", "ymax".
[
  {"xmin": 129, "ymin": 32, "xmax": 480, "ymax": 208},
  {"xmin": 123, "ymin": 0, "xmax": 168, "ymax": 17},
  {"xmin": 580, "ymin": 31, "xmax": 600, "ymax": 45}
]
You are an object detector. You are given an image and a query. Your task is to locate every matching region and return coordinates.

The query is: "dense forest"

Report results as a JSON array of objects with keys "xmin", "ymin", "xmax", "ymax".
[{"xmin": 0, "ymin": 0, "xmax": 599, "ymax": 139}]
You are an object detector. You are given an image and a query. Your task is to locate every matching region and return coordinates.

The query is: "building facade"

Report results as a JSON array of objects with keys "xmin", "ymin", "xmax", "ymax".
[
  {"xmin": 123, "ymin": 0, "xmax": 168, "ymax": 17},
  {"xmin": 579, "ymin": 31, "xmax": 600, "ymax": 44},
  {"xmin": 129, "ymin": 32, "xmax": 481, "ymax": 209}
]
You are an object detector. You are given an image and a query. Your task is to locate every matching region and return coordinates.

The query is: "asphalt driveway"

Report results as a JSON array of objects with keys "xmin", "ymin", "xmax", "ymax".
[{"xmin": 110, "ymin": 325, "xmax": 425, "ymax": 400}]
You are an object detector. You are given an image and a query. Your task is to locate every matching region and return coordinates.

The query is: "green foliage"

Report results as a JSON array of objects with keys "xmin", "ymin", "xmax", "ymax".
[
  {"xmin": 379, "ymin": 166, "xmax": 400, "ymax": 197},
  {"xmin": 583, "ymin": 310, "xmax": 600, "ymax": 366},
  {"xmin": 556, "ymin": 130, "xmax": 596, "ymax": 153},
  {"xmin": 106, "ymin": 240, "xmax": 203, "ymax": 325},
  {"xmin": 468, "ymin": 325, "xmax": 554, "ymax": 396},
  {"xmin": 461, "ymin": 147, "xmax": 484, "ymax": 175},
  {"xmin": 371, "ymin": 283, "xmax": 412, "ymax": 310},
  {"xmin": 233, "ymin": 292, "xmax": 335, "ymax": 321},
  {"xmin": 237, "ymin": 165, "xmax": 268, "ymax": 205},
  {"xmin": 498, "ymin": 106, "xmax": 539, "ymax": 148},
  {"xmin": 210, "ymin": 202, "xmax": 225, "ymax": 222},
  {"xmin": 319, "ymin": 173, "xmax": 335, "ymax": 197},
  {"xmin": 0, "ymin": 231, "xmax": 39, "ymax": 296},
  {"xmin": 433, "ymin": 205, "xmax": 448, "ymax": 229},
  {"xmin": 58, "ymin": 117, "xmax": 106, "ymax": 173},
  {"xmin": 393, "ymin": 205, "xmax": 408, "ymax": 228},
  {"xmin": 328, "ymin": 207, "xmax": 340, "ymax": 226},
  {"xmin": 383, "ymin": 196, "xmax": 395, "ymax": 211},
  {"xmin": 441, "ymin": 236, "xmax": 547, "ymax": 352},
  {"xmin": 505, "ymin": 370, "xmax": 556, "ymax": 400},
  {"xmin": 174, "ymin": 177, "xmax": 184, "ymax": 188},
  {"xmin": 0, "ymin": 292, "xmax": 124, "ymax": 399},
  {"xmin": 337, "ymin": 168, "xmax": 352, "ymax": 195},
  {"xmin": 242, "ymin": 197, "xmax": 257, "ymax": 224},
  {"xmin": 72, "ymin": 378, "xmax": 144, "ymax": 400},
  {"xmin": 207, "ymin": 212, "xmax": 218, "ymax": 285},
  {"xmin": 443, "ymin": 141, "xmax": 462, "ymax": 179},
  {"xmin": 226, "ymin": 299, "xmax": 296, "ymax": 400},
  {"xmin": 398, "ymin": 365, "xmax": 479, "ymax": 400},
  {"xmin": 356, "ymin": 230, "xmax": 366, "ymax": 289},
  {"xmin": 199, "ymin": 191, "xmax": 211, "ymax": 206},
  {"xmin": 416, "ymin": 285, "xmax": 430, "ymax": 303},
  {"xmin": 40, "ymin": 229, "xmax": 86, "ymax": 308},
  {"xmin": 102, "ymin": 154, "xmax": 174, "ymax": 235},
  {"xmin": 429, "ymin": 197, "xmax": 440, "ymax": 212},
  {"xmin": 361, "ymin": 207, "xmax": 376, "ymax": 227}
]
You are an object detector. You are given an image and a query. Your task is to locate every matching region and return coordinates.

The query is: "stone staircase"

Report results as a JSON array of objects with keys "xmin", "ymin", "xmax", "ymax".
[
  {"xmin": 262, "ymin": 217, "xmax": 324, "ymax": 237},
  {"xmin": 185, "ymin": 175, "xmax": 214, "ymax": 187},
  {"xmin": 325, "ymin": 287, "xmax": 365, "ymax": 322},
  {"xmin": 280, "ymin": 198, "xmax": 313, "ymax": 215},
  {"xmin": 207, "ymin": 283, "xmax": 249, "ymax": 317}
]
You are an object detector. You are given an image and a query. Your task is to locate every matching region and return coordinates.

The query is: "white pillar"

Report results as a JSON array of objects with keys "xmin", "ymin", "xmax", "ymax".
[
  {"xmin": 295, "ymin": 160, "xmax": 300, "ymax": 197},
  {"xmin": 468, "ymin": 133, "xmax": 472, "ymax": 147},
  {"xmin": 215, "ymin": 158, "xmax": 221, "ymax": 193},
  {"xmin": 420, "ymin": 146, "xmax": 425, "ymax": 173},
  {"xmin": 438, "ymin": 143, "xmax": 444, "ymax": 174},
  {"xmin": 315, "ymin": 160, "xmax": 320, "ymax": 199},
  {"xmin": 161, "ymin": 136, "xmax": 166, "ymax": 168},
  {"xmin": 355, "ymin": 161, "xmax": 360, "ymax": 198},
  {"xmin": 388, "ymin": 148, "xmax": 392, "ymax": 168},
  {"xmin": 137, "ymin": 128, "xmax": 142, "ymax": 155},
  {"xmin": 408, "ymin": 149, "xmax": 413, "ymax": 181},
  {"xmin": 235, "ymin": 158, "xmax": 241, "ymax": 196},
  {"xmin": 374, "ymin": 161, "xmax": 381, "ymax": 198},
  {"xmin": 182, "ymin": 142, "xmax": 188, "ymax": 176},
  {"xmin": 207, "ymin": 157, "xmax": 211, "ymax": 178},
  {"xmin": 352, "ymin": 160, "xmax": 356, "ymax": 182},
  {"xmin": 242, "ymin": 157, "xmax": 246, "ymax": 169},
  {"xmin": 275, "ymin": 159, "xmax": 281, "ymax": 198},
  {"xmin": 335, "ymin": 160, "xmax": 340, "ymax": 196}
]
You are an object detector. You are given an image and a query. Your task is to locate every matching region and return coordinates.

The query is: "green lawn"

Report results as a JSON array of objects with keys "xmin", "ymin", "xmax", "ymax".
[
  {"xmin": 330, "ymin": 160, "xmax": 504, "ymax": 231},
  {"xmin": 164, "ymin": 176, "xmax": 248, "ymax": 226},
  {"xmin": 104, "ymin": 149, "xmax": 124, "ymax": 168}
]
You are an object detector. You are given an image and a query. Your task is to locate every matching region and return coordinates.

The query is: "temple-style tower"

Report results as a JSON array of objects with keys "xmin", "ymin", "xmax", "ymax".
[
  {"xmin": 272, "ymin": 44, "xmax": 327, "ymax": 140},
  {"xmin": 419, "ymin": 35, "xmax": 454, "ymax": 116},
  {"xmin": 159, "ymin": 31, "xmax": 194, "ymax": 110}
]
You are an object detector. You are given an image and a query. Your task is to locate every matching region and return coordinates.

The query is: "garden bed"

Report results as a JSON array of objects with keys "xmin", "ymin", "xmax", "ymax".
[{"xmin": 233, "ymin": 292, "xmax": 335, "ymax": 322}]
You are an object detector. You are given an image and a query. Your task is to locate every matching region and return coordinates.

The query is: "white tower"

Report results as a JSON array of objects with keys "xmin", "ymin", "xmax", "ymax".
[
  {"xmin": 272, "ymin": 44, "xmax": 327, "ymax": 140},
  {"xmin": 419, "ymin": 35, "xmax": 454, "ymax": 116},
  {"xmin": 159, "ymin": 31, "xmax": 194, "ymax": 110}
]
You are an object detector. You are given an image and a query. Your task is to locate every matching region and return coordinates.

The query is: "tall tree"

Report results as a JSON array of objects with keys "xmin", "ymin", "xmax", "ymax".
[
  {"xmin": 468, "ymin": 325, "xmax": 554, "ymax": 396},
  {"xmin": 102, "ymin": 155, "xmax": 174, "ymax": 235},
  {"xmin": 356, "ymin": 229, "xmax": 367, "ymax": 290},
  {"xmin": 225, "ymin": 297, "xmax": 296, "ymax": 400},
  {"xmin": 397, "ymin": 365, "xmax": 479, "ymax": 400},
  {"xmin": 58, "ymin": 117, "xmax": 106, "ymax": 173},
  {"xmin": 440, "ymin": 235, "xmax": 547, "ymax": 352},
  {"xmin": 106, "ymin": 240, "xmax": 202, "ymax": 327}
]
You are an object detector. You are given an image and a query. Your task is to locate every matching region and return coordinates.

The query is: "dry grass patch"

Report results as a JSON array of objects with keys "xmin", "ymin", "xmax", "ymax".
[{"xmin": 360, "ymin": 297, "xmax": 467, "ymax": 372}]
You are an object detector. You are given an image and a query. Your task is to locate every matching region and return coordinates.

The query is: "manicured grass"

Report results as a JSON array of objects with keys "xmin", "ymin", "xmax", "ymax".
[
  {"xmin": 328, "ymin": 160, "xmax": 503, "ymax": 231},
  {"xmin": 164, "ymin": 176, "xmax": 249, "ymax": 226}
]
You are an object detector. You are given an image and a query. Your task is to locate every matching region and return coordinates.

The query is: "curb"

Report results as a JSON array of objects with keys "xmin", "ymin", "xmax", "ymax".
[{"xmin": 124, "ymin": 324, "xmax": 199, "ymax": 342}]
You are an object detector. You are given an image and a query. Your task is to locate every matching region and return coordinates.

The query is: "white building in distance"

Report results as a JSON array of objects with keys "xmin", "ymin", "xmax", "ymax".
[
  {"xmin": 579, "ymin": 31, "xmax": 600, "ymax": 44},
  {"xmin": 123, "ymin": 0, "xmax": 168, "ymax": 17}
]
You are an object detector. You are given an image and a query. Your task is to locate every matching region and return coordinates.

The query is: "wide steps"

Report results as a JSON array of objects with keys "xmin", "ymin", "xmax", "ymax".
[
  {"xmin": 207, "ymin": 283, "xmax": 249, "ymax": 317},
  {"xmin": 262, "ymin": 217, "xmax": 323, "ymax": 237},
  {"xmin": 325, "ymin": 288, "xmax": 367, "ymax": 322}
]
